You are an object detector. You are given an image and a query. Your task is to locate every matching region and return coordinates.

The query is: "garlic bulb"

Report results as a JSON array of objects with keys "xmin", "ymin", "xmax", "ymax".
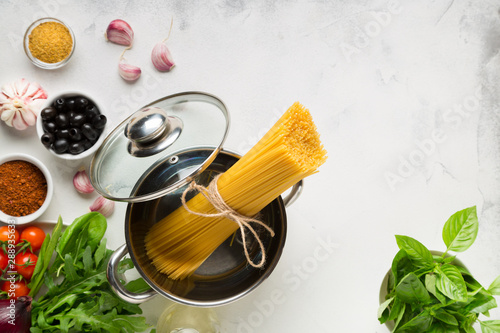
[
  {"xmin": 0, "ymin": 79, "xmax": 47, "ymax": 130},
  {"xmin": 151, "ymin": 42, "xmax": 175, "ymax": 72},
  {"xmin": 119, "ymin": 58, "xmax": 142, "ymax": 81},
  {"xmin": 105, "ymin": 19, "xmax": 134, "ymax": 46},
  {"xmin": 73, "ymin": 169, "xmax": 94, "ymax": 194},
  {"xmin": 89, "ymin": 196, "xmax": 115, "ymax": 217}
]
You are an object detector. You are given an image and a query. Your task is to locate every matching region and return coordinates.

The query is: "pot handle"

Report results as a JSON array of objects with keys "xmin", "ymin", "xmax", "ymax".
[
  {"xmin": 107, "ymin": 244, "xmax": 157, "ymax": 304},
  {"xmin": 282, "ymin": 180, "xmax": 303, "ymax": 207}
]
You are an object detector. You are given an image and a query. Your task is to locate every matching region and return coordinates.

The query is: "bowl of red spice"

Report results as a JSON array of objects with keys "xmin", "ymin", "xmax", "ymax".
[
  {"xmin": 23, "ymin": 17, "xmax": 75, "ymax": 70},
  {"xmin": 0, "ymin": 154, "xmax": 53, "ymax": 224}
]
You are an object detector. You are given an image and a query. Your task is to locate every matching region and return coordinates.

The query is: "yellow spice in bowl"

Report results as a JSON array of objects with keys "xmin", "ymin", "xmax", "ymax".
[{"xmin": 29, "ymin": 21, "xmax": 73, "ymax": 63}]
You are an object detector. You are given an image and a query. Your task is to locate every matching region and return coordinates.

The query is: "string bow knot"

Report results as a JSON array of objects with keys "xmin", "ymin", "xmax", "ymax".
[{"xmin": 181, "ymin": 174, "xmax": 275, "ymax": 268}]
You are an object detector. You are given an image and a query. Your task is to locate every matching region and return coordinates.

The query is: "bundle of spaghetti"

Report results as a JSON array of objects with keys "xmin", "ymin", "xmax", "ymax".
[{"xmin": 145, "ymin": 102, "xmax": 327, "ymax": 280}]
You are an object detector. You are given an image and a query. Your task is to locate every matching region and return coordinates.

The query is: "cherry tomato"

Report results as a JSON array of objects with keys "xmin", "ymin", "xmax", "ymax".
[
  {"xmin": 20, "ymin": 226, "xmax": 46, "ymax": 252},
  {"xmin": 15, "ymin": 252, "xmax": 38, "ymax": 280},
  {"xmin": 1, "ymin": 280, "xmax": 30, "ymax": 299},
  {"xmin": 0, "ymin": 225, "xmax": 19, "ymax": 245},
  {"xmin": 0, "ymin": 250, "xmax": 8, "ymax": 271}
]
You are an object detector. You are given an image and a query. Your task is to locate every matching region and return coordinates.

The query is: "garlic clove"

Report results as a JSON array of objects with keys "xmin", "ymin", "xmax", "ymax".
[
  {"xmin": 105, "ymin": 19, "xmax": 134, "ymax": 46},
  {"xmin": 89, "ymin": 196, "xmax": 115, "ymax": 217},
  {"xmin": 0, "ymin": 79, "xmax": 47, "ymax": 130},
  {"xmin": 118, "ymin": 58, "xmax": 142, "ymax": 81},
  {"xmin": 73, "ymin": 169, "xmax": 94, "ymax": 194},
  {"xmin": 151, "ymin": 42, "xmax": 175, "ymax": 72}
]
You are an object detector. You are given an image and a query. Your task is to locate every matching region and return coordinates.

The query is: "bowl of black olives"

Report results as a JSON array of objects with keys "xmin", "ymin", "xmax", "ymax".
[{"xmin": 36, "ymin": 92, "xmax": 107, "ymax": 159}]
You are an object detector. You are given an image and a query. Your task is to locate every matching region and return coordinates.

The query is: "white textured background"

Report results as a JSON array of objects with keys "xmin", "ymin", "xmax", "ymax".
[{"xmin": 2, "ymin": 0, "xmax": 500, "ymax": 332}]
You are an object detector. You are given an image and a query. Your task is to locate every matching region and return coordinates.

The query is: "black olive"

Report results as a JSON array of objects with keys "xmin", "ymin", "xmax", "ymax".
[
  {"xmin": 75, "ymin": 97, "xmax": 89, "ymax": 111},
  {"xmin": 53, "ymin": 138, "xmax": 69, "ymax": 154},
  {"xmin": 85, "ymin": 105, "xmax": 99, "ymax": 121},
  {"xmin": 81, "ymin": 123, "xmax": 98, "ymax": 140},
  {"xmin": 55, "ymin": 128, "xmax": 70, "ymax": 139},
  {"xmin": 68, "ymin": 142, "xmax": 85, "ymax": 155},
  {"xmin": 65, "ymin": 98, "xmax": 76, "ymax": 111},
  {"xmin": 43, "ymin": 121, "xmax": 57, "ymax": 133},
  {"xmin": 68, "ymin": 128, "xmax": 82, "ymax": 141},
  {"xmin": 82, "ymin": 139, "xmax": 93, "ymax": 150},
  {"xmin": 55, "ymin": 113, "xmax": 69, "ymax": 129},
  {"xmin": 70, "ymin": 113, "xmax": 86, "ymax": 128},
  {"xmin": 41, "ymin": 107, "xmax": 57, "ymax": 121},
  {"xmin": 54, "ymin": 98, "xmax": 65, "ymax": 111},
  {"xmin": 40, "ymin": 133, "xmax": 54, "ymax": 147},
  {"xmin": 92, "ymin": 114, "xmax": 107, "ymax": 130}
]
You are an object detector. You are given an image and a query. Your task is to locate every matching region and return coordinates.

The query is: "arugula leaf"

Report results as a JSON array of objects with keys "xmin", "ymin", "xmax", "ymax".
[
  {"xmin": 30, "ymin": 214, "xmax": 152, "ymax": 332},
  {"xmin": 435, "ymin": 263, "xmax": 468, "ymax": 302},
  {"xmin": 395, "ymin": 236, "xmax": 434, "ymax": 269},
  {"xmin": 125, "ymin": 277, "xmax": 152, "ymax": 293},
  {"xmin": 396, "ymin": 272, "xmax": 431, "ymax": 304},
  {"xmin": 480, "ymin": 320, "xmax": 500, "ymax": 333},
  {"xmin": 442, "ymin": 206, "xmax": 478, "ymax": 253}
]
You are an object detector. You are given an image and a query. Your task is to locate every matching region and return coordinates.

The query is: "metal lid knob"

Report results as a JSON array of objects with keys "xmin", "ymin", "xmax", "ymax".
[
  {"xmin": 125, "ymin": 107, "xmax": 169, "ymax": 144},
  {"xmin": 124, "ymin": 107, "xmax": 183, "ymax": 157}
]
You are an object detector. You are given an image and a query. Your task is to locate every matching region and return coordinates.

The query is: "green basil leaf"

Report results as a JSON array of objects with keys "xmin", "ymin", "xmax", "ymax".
[
  {"xmin": 488, "ymin": 275, "xmax": 500, "ymax": 296},
  {"xmin": 395, "ymin": 311, "xmax": 433, "ymax": 333},
  {"xmin": 480, "ymin": 320, "xmax": 500, "ymax": 333},
  {"xmin": 392, "ymin": 301, "xmax": 407, "ymax": 332},
  {"xmin": 432, "ymin": 308, "xmax": 458, "ymax": 326},
  {"xmin": 430, "ymin": 322, "xmax": 460, "ymax": 333},
  {"xmin": 57, "ymin": 212, "xmax": 106, "ymax": 256},
  {"xmin": 395, "ymin": 236, "xmax": 434, "ymax": 269},
  {"xmin": 463, "ymin": 325, "xmax": 477, "ymax": 333},
  {"xmin": 442, "ymin": 206, "xmax": 478, "ymax": 253},
  {"xmin": 465, "ymin": 290, "xmax": 497, "ymax": 314},
  {"xmin": 378, "ymin": 296, "xmax": 395, "ymax": 321},
  {"xmin": 428, "ymin": 321, "xmax": 460, "ymax": 333},
  {"xmin": 392, "ymin": 250, "xmax": 415, "ymax": 287},
  {"xmin": 435, "ymin": 264, "xmax": 467, "ymax": 302},
  {"xmin": 396, "ymin": 273, "xmax": 431, "ymax": 304},
  {"xmin": 425, "ymin": 274, "xmax": 447, "ymax": 304},
  {"xmin": 442, "ymin": 255, "xmax": 457, "ymax": 264}
]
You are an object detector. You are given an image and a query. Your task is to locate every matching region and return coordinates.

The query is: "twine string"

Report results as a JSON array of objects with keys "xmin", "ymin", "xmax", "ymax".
[{"xmin": 180, "ymin": 174, "xmax": 275, "ymax": 268}]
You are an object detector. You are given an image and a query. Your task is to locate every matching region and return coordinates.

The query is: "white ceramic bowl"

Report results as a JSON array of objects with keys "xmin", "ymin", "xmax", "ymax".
[
  {"xmin": 24, "ymin": 17, "xmax": 75, "ymax": 70},
  {"xmin": 36, "ymin": 91, "xmax": 107, "ymax": 160},
  {"xmin": 0, "ymin": 154, "xmax": 53, "ymax": 225}
]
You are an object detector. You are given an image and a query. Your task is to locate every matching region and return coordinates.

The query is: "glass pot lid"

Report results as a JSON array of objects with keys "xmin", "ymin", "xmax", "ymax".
[{"xmin": 89, "ymin": 91, "xmax": 230, "ymax": 202}]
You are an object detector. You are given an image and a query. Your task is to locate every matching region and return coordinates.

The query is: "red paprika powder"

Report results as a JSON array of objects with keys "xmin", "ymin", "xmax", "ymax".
[{"xmin": 0, "ymin": 160, "xmax": 47, "ymax": 217}]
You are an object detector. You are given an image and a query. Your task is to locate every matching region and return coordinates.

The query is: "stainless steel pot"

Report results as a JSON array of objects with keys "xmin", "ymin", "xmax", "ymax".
[
  {"xmin": 91, "ymin": 92, "xmax": 302, "ymax": 306},
  {"xmin": 106, "ymin": 148, "xmax": 302, "ymax": 306}
]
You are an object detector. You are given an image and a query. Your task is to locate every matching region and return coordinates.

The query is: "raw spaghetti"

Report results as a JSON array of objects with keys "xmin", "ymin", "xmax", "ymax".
[{"xmin": 145, "ymin": 102, "xmax": 327, "ymax": 280}]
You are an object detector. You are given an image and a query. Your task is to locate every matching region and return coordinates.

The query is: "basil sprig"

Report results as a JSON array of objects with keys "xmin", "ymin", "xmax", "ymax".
[{"xmin": 378, "ymin": 206, "xmax": 500, "ymax": 332}]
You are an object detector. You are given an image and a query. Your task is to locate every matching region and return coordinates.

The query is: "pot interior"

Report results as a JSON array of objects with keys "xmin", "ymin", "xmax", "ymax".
[{"xmin": 125, "ymin": 148, "xmax": 287, "ymax": 306}]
